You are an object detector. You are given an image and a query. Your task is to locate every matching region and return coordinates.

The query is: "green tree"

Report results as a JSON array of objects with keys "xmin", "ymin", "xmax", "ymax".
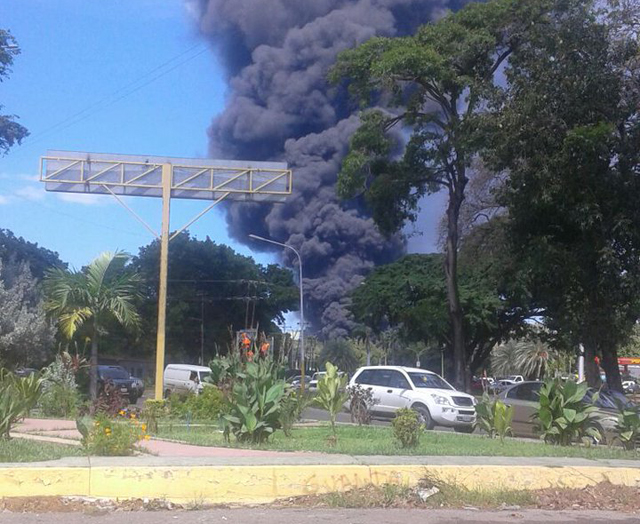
[
  {"xmin": 44, "ymin": 252, "xmax": 141, "ymax": 400},
  {"xmin": 0, "ymin": 229, "xmax": 66, "ymax": 279},
  {"xmin": 0, "ymin": 29, "xmax": 28, "ymax": 155},
  {"xmin": 0, "ymin": 260, "xmax": 55, "ymax": 368},
  {"xmin": 351, "ymin": 252, "xmax": 531, "ymax": 377},
  {"xmin": 487, "ymin": 0, "xmax": 640, "ymax": 391},
  {"xmin": 319, "ymin": 339, "xmax": 359, "ymax": 374},
  {"xmin": 330, "ymin": 0, "xmax": 547, "ymax": 389},
  {"xmin": 132, "ymin": 232, "xmax": 298, "ymax": 363}
]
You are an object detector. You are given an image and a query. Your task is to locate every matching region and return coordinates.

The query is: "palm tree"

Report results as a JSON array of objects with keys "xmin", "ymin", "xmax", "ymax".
[
  {"xmin": 44, "ymin": 252, "xmax": 141, "ymax": 400},
  {"xmin": 492, "ymin": 338, "xmax": 566, "ymax": 380},
  {"xmin": 319, "ymin": 339, "xmax": 359, "ymax": 373}
]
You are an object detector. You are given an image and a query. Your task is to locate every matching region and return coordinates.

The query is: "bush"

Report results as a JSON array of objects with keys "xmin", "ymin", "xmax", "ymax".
[
  {"xmin": 93, "ymin": 382, "xmax": 127, "ymax": 416},
  {"xmin": 167, "ymin": 387, "xmax": 225, "ymax": 421},
  {"xmin": 347, "ymin": 384, "xmax": 378, "ymax": 425},
  {"xmin": 533, "ymin": 378, "xmax": 600, "ymax": 446},
  {"xmin": 475, "ymin": 393, "xmax": 513, "ymax": 442},
  {"xmin": 392, "ymin": 408, "xmax": 423, "ymax": 448},
  {"xmin": 78, "ymin": 413, "xmax": 149, "ymax": 456},
  {"xmin": 40, "ymin": 354, "xmax": 81, "ymax": 418},
  {"xmin": 615, "ymin": 405, "xmax": 640, "ymax": 451},
  {"xmin": 314, "ymin": 362, "xmax": 349, "ymax": 441},
  {"xmin": 0, "ymin": 369, "xmax": 43, "ymax": 439},
  {"xmin": 221, "ymin": 359, "xmax": 286, "ymax": 443},
  {"xmin": 142, "ymin": 399, "xmax": 169, "ymax": 434},
  {"xmin": 279, "ymin": 390, "xmax": 315, "ymax": 437}
]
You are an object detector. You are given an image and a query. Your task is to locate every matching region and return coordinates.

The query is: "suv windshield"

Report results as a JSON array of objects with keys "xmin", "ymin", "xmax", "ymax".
[
  {"xmin": 408, "ymin": 372, "xmax": 453, "ymax": 390},
  {"xmin": 100, "ymin": 367, "xmax": 129, "ymax": 380}
]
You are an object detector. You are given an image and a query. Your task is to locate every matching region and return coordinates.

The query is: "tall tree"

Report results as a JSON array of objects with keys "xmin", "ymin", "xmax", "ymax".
[
  {"xmin": 132, "ymin": 232, "xmax": 298, "ymax": 363},
  {"xmin": 330, "ymin": 0, "xmax": 547, "ymax": 389},
  {"xmin": 0, "ymin": 260, "xmax": 55, "ymax": 368},
  {"xmin": 351, "ymin": 250, "xmax": 531, "ymax": 377},
  {"xmin": 487, "ymin": 0, "xmax": 640, "ymax": 391},
  {"xmin": 0, "ymin": 229, "xmax": 66, "ymax": 280},
  {"xmin": 0, "ymin": 29, "xmax": 28, "ymax": 155},
  {"xmin": 44, "ymin": 252, "xmax": 141, "ymax": 400}
]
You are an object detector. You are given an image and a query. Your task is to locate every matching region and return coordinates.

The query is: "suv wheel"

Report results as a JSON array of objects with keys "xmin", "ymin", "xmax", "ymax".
[
  {"xmin": 454, "ymin": 425, "xmax": 474, "ymax": 434},
  {"xmin": 412, "ymin": 404, "xmax": 435, "ymax": 430}
]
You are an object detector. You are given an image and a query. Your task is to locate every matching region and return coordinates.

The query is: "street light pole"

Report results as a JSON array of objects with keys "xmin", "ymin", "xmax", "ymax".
[{"xmin": 249, "ymin": 234, "xmax": 305, "ymax": 393}]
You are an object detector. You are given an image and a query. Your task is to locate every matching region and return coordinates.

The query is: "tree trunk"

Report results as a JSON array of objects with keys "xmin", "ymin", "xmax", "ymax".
[
  {"xmin": 445, "ymin": 182, "xmax": 468, "ymax": 391},
  {"xmin": 89, "ymin": 325, "xmax": 99, "ymax": 402},
  {"xmin": 601, "ymin": 345, "xmax": 623, "ymax": 392},
  {"xmin": 582, "ymin": 340, "xmax": 601, "ymax": 388}
]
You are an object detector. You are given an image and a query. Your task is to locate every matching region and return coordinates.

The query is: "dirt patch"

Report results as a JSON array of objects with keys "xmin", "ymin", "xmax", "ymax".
[
  {"xmin": 535, "ymin": 482, "xmax": 640, "ymax": 512},
  {"xmin": 1, "ymin": 482, "xmax": 639, "ymax": 513}
]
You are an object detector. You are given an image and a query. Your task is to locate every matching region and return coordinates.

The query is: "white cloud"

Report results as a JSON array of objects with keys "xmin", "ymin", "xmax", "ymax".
[
  {"xmin": 0, "ymin": 195, "xmax": 11, "ymax": 205},
  {"xmin": 15, "ymin": 185, "xmax": 45, "ymax": 201},
  {"xmin": 56, "ymin": 193, "xmax": 110, "ymax": 206},
  {"xmin": 0, "ymin": 173, "xmax": 40, "ymax": 182}
]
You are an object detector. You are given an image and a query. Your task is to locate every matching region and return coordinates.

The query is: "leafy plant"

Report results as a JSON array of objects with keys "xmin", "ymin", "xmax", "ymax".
[
  {"xmin": 475, "ymin": 393, "xmax": 513, "ymax": 442},
  {"xmin": 314, "ymin": 362, "xmax": 349, "ymax": 441},
  {"xmin": 40, "ymin": 353, "xmax": 82, "ymax": 418},
  {"xmin": 279, "ymin": 389, "xmax": 315, "ymax": 437},
  {"xmin": 533, "ymin": 379, "xmax": 600, "ymax": 446},
  {"xmin": 142, "ymin": 399, "xmax": 169, "ymax": 434},
  {"xmin": 221, "ymin": 359, "xmax": 286, "ymax": 443},
  {"xmin": 392, "ymin": 408, "xmax": 424, "ymax": 448},
  {"xmin": 0, "ymin": 369, "xmax": 43, "ymax": 439},
  {"xmin": 347, "ymin": 383, "xmax": 378, "ymax": 425},
  {"xmin": 93, "ymin": 381, "xmax": 127, "ymax": 416},
  {"xmin": 80, "ymin": 413, "xmax": 149, "ymax": 456},
  {"xmin": 207, "ymin": 353, "xmax": 243, "ymax": 395},
  {"xmin": 167, "ymin": 387, "xmax": 225, "ymax": 421},
  {"xmin": 615, "ymin": 405, "xmax": 640, "ymax": 451}
]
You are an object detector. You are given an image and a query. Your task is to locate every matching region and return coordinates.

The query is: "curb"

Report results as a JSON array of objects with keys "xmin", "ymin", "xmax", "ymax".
[{"xmin": 1, "ymin": 462, "xmax": 639, "ymax": 504}]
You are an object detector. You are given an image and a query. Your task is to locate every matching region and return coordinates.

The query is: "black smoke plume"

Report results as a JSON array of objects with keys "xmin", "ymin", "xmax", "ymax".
[{"xmin": 191, "ymin": 0, "xmax": 461, "ymax": 338}]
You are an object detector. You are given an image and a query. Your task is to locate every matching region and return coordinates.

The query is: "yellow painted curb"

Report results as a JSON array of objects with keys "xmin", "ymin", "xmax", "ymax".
[{"xmin": 1, "ymin": 464, "xmax": 639, "ymax": 504}]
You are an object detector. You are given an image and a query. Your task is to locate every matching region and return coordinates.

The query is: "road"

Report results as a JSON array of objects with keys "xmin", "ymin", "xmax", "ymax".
[{"xmin": 0, "ymin": 508, "xmax": 636, "ymax": 523}]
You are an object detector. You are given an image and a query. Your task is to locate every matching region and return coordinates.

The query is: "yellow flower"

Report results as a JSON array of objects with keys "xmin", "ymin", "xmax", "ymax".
[
  {"xmin": 130, "ymin": 414, "xmax": 136, "ymax": 419},
  {"xmin": 144, "ymin": 435, "xmax": 151, "ymax": 440},
  {"xmin": 119, "ymin": 410, "xmax": 125, "ymax": 416},
  {"xmin": 141, "ymin": 424, "xmax": 147, "ymax": 431}
]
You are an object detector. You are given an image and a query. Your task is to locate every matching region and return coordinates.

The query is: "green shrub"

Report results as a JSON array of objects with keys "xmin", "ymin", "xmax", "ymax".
[
  {"xmin": 168, "ymin": 387, "xmax": 225, "ymax": 421},
  {"xmin": 615, "ymin": 405, "xmax": 640, "ymax": 451},
  {"xmin": 475, "ymin": 393, "xmax": 513, "ymax": 442},
  {"xmin": 0, "ymin": 369, "xmax": 43, "ymax": 439},
  {"xmin": 533, "ymin": 378, "xmax": 600, "ymax": 446},
  {"xmin": 392, "ymin": 408, "xmax": 424, "ymax": 448},
  {"xmin": 39, "ymin": 353, "xmax": 83, "ymax": 418},
  {"xmin": 78, "ymin": 413, "xmax": 149, "ymax": 456},
  {"xmin": 347, "ymin": 384, "xmax": 378, "ymax": 425},
  {"xmin": 279, "ymin": 390, "xmax": 315, "ymax": 437},
  {"xmin": 142, "ymin": 399, "xmax": 169, "ymax": 433},
  {"xmin": 314, "ymin": 362, "xmax": 349, "ymax": 441},
  {"xmin": 221, "ymin": 359, "xmax": 286, "ymax": 443}
]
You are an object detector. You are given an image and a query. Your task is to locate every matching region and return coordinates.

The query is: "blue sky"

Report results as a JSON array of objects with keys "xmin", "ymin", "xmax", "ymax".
[
  {"xmin": 0, "ymin": 0, "xmax": 272, "ymax": 267},
  {"xmin": 1, "ymin": 0, "xmax": 442, "ymax": 271}
]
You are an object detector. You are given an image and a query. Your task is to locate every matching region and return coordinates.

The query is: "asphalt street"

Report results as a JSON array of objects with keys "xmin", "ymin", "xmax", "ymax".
[{"xmin": 0, "ymin": 509, "xmax": 637, "ymax": 524}]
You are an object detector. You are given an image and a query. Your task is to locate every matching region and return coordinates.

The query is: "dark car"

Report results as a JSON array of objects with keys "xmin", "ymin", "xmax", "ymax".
[{"xmin": 97, "ymin": 365, "xmax": 137, "ymax": 403}]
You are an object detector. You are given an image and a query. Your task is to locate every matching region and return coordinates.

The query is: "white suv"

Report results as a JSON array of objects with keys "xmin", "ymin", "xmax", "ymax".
[{"xmin": 347, "ymin": 366, "xmax": 477, "ymax": 433}]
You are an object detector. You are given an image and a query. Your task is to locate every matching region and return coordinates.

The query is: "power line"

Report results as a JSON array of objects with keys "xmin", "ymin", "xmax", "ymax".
[{"xmin": 10, "ymin": 43, "xmax": 208, "ymax": 153}]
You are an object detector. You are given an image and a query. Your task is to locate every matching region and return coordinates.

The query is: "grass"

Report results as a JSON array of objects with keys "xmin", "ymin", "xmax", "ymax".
[
  {"xmin": 306, "ymin": 479, "xmax": 535, "ymax": 509},
  {"xmin": 155, "ymin": 423, "xmax": 640, "ymax": 460},
  {"xmin": 0, "ymin": 439, "xmax": 84, "ymax": 463}
]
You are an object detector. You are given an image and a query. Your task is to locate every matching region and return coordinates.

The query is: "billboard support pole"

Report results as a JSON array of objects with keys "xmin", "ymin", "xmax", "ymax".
[{"xmin": 155, "ymin": 163, "xmax": 172, "ymax": 400}]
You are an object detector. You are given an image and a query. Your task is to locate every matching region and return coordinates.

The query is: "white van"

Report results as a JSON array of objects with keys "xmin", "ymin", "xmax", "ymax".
[{"xmin": 163, "ymin": 364, "xmax": 211, "ymax": 397}]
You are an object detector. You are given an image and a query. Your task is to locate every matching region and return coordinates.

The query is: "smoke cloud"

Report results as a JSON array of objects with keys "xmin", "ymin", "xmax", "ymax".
[{"xmin": 191, "ymin": 0, "xmax": 461, "ymax": 338}]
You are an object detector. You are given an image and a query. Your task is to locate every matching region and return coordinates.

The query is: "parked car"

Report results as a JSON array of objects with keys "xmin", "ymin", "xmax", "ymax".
[
  {"xmin": 346, "ymin": 366, "xmax": 477, "ymax": 433},
  {"xmin": 308, "ymin": 371, "xmax": 326, "ymax": 390},
  {"xmin": 130, "ymin": 375, "xmax": 145, "ymax": 401},
  {"xmin": 470, "ymin": 376, "xmax": 494, "ymax": 394},
  {"xmin": 163, "ymin": 364, "xmax": 211, "ymax": 397},
  {"xmin": 97, "ymin": 365, "xmax": 137, "ymax": 403},
  {"xmin": 13, "ymin": 367, "xmax": 38, "ymax": 378},
  {"xmin": 288, "ymin": 375, "xmax": 312, "ymax": 389},
  {"xmin": 499, "ymin": 381, "xmax": 638, "ymax": 444}
]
